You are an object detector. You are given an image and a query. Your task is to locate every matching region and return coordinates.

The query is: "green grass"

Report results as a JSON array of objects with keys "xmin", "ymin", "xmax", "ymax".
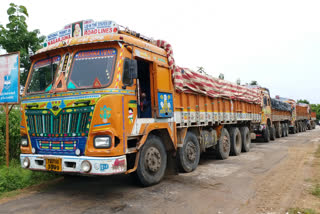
[
  {"xmin": 287, "ymin": 208, "xmax": 316, "ymax": 214},
  {"xmin": 311, "ymin": 184, "xmax": 320, "ymax": 198},
  {"xmin": 0, "ymin": 160, "xmax": 58, "ymax": 196}
]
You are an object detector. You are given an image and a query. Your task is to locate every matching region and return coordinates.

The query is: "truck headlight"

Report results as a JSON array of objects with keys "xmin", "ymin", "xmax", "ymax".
[
  {"xmin": 21, "ymin": 137, "xmax": 28, "ymax": 147},
  {"xmin": 94, "ymin": 136, "xmax": 111, "ymax": 148}
]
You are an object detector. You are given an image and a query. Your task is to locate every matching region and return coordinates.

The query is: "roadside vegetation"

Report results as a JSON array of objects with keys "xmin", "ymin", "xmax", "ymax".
[
  {"xmin": 0, "ymin": 2, "xmax": 58, "ymax": 197},
  {"xmin": 0, "ymin": 108, "xmax": 59, "ymax": 197},
  {"xmin": 0, "ymin": 160, "xmax": 57, "ymax": 197},
  {"xmin": 287, "ymin": 208, "xmax": 316, "ymax": 214}
]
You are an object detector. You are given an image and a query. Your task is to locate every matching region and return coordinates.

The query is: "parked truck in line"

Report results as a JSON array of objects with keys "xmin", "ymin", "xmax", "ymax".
[
  {"xmin": 19, "ymin": 20, "xmax": 316, "ymax": 186},
  {"xmin": 310, "ymin": 111, "xmax": 317, "ymax": 129},
  {"xmin": 253, "ymin": 88, "xmax": 292, "ymax": 142}
]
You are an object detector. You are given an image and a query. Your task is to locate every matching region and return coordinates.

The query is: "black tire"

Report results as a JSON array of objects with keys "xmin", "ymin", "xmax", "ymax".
[
  {"xmin": 230, "ymin": 127, "xmax": 242, "ymax": 156},
  {"xmin": 177, "ymin": 132, "xmax": 200, "ymax": 173},
  {"xmin": 302, "ymin": 123, "xmax": 306, "ymax": 132},
  {"xmin": 281, "ymin": 124, "xmax": 285, "ymax": 137},
  {"xmin": 276, "ymin": 124, "xmax": 282, "ymax": 138},
  {"xmin": 283, "ymin": 124, "xmax": 288, "ymax": 137},
  {"xmin": 270, "ymin": 125, "xmax": 276, "ymax": 141},
  {"xmin": 240, "ymin": 126, "xmax": 251, "ymax": 152},
  {"xmin": 136, "ymin": 135, "xmax": 167, "ymax": 186},
  {"xmin": 263, "ymin": 126, "xmax": 270, "ymax": 142},
  {"xmin": 298, "ymin": 122, "xmax": 302, "ymax": 132},
  {"xmin": 292, "ymin": 126, "xmax": 297, "ymax": 134},
  {"xmin": 216, "ymin": 128, "xmax": 230, "ymax": 159}
]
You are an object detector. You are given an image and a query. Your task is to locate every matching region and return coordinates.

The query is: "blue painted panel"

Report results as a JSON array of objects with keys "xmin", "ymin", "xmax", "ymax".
[
  {"xmin": 157, "ymin": 92, "xmax": 173, "ymax": 117},
  {"xmin": 30, "ymin": 137, "xmax": 87, "ymax": 156}
]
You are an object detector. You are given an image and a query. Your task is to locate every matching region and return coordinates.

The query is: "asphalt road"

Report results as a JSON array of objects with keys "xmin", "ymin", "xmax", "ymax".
[{"xmin": 1, "ymin": 127, "xmax": 320, "ymax": 214}]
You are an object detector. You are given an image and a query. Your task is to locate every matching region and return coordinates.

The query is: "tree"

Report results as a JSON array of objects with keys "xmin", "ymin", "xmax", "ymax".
[
  {"xmin": 297, "ymin": 99, "xmax": 310, "ymax": 104},
  {"xmin": 310, "ymin": 104, "xmax": 320, "ymax": 120},
  {"xmin": 250, "ymin": 80, "xmax": 258, "ymax": 86},
  {"xmin": 236, "ymin": 78, "xmax": 241, "ymax": 85},
  {"xmin": 197, "ymin": 66, "xmax": 205, "ymax": 73},
  {"xmin": 0, "ymin": 3, "xmax": 45, "ymax": 86}
]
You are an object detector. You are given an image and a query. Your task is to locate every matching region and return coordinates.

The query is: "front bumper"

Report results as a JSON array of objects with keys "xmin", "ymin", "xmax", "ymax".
[{"xmin": 20, "ymin": 154, "xmax": 127, "ymax": 175}]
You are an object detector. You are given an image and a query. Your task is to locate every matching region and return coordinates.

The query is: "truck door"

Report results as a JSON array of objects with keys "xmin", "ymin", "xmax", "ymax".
[
  {"xmin": 137, "ymin": 59, "xmax": 152, "ymax": 118},
  {"xmin": 152, "ymin": 63, "xmax": 174, "ymax": 118}
]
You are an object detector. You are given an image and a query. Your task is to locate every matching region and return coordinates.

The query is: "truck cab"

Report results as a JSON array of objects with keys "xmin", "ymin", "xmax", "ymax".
[
  {"xmin": 254, "ymin": 87, "xmax": 274, "ymax": 142},
  {"xmin": 20, "ymin": 20, "xmax": 176, "ymax": 184}
]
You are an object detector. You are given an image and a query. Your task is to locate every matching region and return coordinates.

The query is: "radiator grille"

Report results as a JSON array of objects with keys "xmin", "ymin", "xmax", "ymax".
[{"xmin": 25, "ymin": 106, "xmax": 93, "ymax": 137}]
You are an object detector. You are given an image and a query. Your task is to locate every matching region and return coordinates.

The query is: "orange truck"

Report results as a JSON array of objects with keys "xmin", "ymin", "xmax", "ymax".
[
  {"xmin": 310, "ymin": 111, "xmax": 317, "ymax": 129},
  {"xmin": 19, "ymin": 20, "xmax": 315, "ymax": 186},
  {"xmin": 274, "ymin": 98, "xmax": 316, "ymax": 133},
  {"xmin": 252, "ymin": 88, "xmax": 292, "ymax": 142}
]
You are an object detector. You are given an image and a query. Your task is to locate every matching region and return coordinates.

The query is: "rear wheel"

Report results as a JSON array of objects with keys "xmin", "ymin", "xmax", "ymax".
[
  {"xmin": 216, "ymin": 128, "xmax": 230, "ymax": 159},
  {"xmin": 263, "ymin": 126, "xmax": 270, "ymax": 142},
  {"xmin": 230, "ymin": 127, "xmax": 242, "ymax": 156},
  {"xmin": 177, "ymin": 132, "xmax": 200, "ymax": 173},
  {"xmin": 276, "ymin": 124, "xmax": 282, "ymax": 138},
  {"xmin": 281, "ymin": 124, "xmax": 286, "ymax": 137},
  {"xmin": 284, "ymin": 124, "xmax": 289, "ymax": 136},
  {"xmin": 270, "ymin": 125, "xmax": 276, "ymax": 141},
  {"xmin": 240, "ymin": 126, "xmax": 251, "ymax": 152},
  {"xmin": 136, "ymin": 135, "xmax": 167, "ymax": 186}
]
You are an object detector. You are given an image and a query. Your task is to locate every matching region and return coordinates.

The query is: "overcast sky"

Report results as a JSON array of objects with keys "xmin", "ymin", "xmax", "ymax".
[{"xmin": 1, "ymin": 0, "xmax": 319, "ymax": 103}]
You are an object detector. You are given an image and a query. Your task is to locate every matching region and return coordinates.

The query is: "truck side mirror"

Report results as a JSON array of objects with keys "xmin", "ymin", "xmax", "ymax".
[
  {"xmin": 129, "ymin": 59, "xmax": 138, "ymax": 79},
  {"xmin": 122, "ymin": 58, "xmax": 138, "ymax": 87}
]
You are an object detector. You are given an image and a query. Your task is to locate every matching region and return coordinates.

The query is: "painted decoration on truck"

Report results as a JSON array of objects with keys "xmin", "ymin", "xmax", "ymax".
[
  {"xmin": 43, "ymin": 20, "xmax": 118, "ymax": 48},
  {"xmin": 83, "ymin": 20, "xmax": 118, "ymax": 36},
  {"xmin": 158, "ymin": 92, "xmax": 173, "ymax": 117},
  {"xmin": 31, "ymin": 137, "xmax": 87, "ymax": 156},
  {"xmin": 100, "ymin": 105, "xmax": 112, "ymax": 123}
]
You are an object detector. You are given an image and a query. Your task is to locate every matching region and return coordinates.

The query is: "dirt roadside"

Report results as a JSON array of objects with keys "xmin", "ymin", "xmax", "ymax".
[{"xmin": 0, "ymin": 128, "xmax": 319, "ymax": 214}]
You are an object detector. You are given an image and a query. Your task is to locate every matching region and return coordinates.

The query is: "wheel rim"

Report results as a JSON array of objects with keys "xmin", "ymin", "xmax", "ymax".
[
  {"xmin": 144, "ymin": 147, "xmax": 161, "ymax": 173},
  {"xmin": 222, "ymin": 135, "xmax": 229, "ymax": 153},
  {"xmin": 185, "ymin": 141, "xmax": 196, "ymax": 162}
]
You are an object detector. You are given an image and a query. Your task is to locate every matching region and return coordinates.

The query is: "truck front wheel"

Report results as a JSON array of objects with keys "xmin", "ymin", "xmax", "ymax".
[
  {"xmin": 177, "ymin": 132, "xmax": 200, "ymax": 173},
  {"xmin": 292, "ymin": 126, "xmax": 297, "ymax": 134},
  {"xmin": 136, "ymin": 135, "xmax": 167, "ymax": 186},
  {"xmin": 263, "ymin": 126, "xmax": 270, "ymax": 142}
]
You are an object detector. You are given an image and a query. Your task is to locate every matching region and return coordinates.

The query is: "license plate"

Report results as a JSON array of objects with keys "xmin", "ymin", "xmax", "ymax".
[{"xmin": 46, "ymin": 158, "xmax": 62, "ymax": 172}]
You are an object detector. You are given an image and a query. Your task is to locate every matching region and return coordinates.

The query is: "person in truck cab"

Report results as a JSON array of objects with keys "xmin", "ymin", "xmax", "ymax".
[{"xmin": 140, "ymin": 92, "xmax": 151, "ymax": 118}]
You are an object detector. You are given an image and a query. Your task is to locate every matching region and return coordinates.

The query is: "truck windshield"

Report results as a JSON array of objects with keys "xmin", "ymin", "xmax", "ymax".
[
  {"xmin": 67, "ymin": 48, "xmax": 117, "ymax": 89},
  {"xmin": 27, "ymin": 56, "xmax": 61, "ymax": 93}
]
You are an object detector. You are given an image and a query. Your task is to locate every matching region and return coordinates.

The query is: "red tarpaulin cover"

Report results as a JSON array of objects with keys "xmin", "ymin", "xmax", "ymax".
[{"xmin": 153, "ymin": 40, "xmax": 261, "ymax": 104}]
